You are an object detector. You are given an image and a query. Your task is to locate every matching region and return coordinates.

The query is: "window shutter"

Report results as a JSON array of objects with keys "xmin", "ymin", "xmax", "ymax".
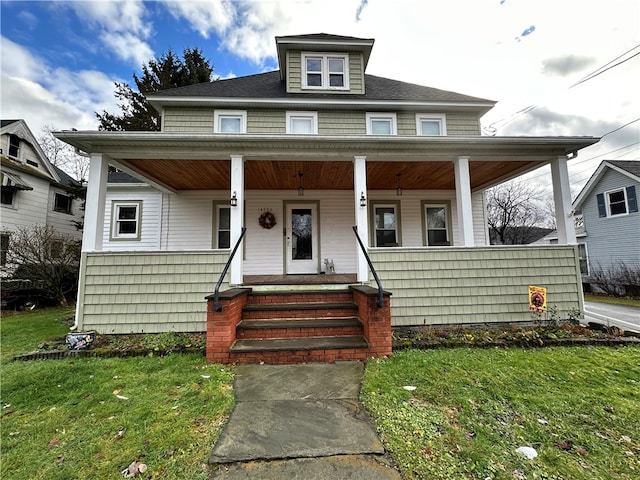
[
  {"xmin": 627, "ymin": 185, "xmax": 638, "ymax": 213},
  {"xmin": 596, "ymin": 193, "xmax": 606, "ymax": 217}
]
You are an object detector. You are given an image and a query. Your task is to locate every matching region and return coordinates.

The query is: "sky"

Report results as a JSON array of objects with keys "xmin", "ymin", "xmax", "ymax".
[{"xmin": 1, "ymin": 0, "xmax": 639, "ymax": 195}]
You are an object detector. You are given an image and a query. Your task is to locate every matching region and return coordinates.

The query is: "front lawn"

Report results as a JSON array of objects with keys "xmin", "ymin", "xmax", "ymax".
[
  {"xmin": 362, "ymin": 347, "xmax": 640, "ymax": 479},
  {"xmin": 1, "ymin": 309, "xmax": 234, "ymax": 480}
]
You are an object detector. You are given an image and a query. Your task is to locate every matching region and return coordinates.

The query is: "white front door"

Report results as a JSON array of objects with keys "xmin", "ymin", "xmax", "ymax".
[{"xmin": 285, "ymin": 203, "xmax": 318, "ymax": 274}]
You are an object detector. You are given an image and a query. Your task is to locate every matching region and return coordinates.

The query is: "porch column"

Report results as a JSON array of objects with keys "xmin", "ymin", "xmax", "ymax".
[
  {"xmin": 230, "ymin": 154, "xmax": 244, "ymax": 285},
  {"xmin": 82, "ymin": 153, "xmax": 109, "ymax": 252},
  {"xmin": 353, "ymin": 155, "xmax": 369, "ymax": 282},
  {"xmin": 454, "ymin": 156, "xmax": 475, "ymax": 246},
  {"xmin": 551, "ymin": 155, "xmax": 577, "ymax": 244}
]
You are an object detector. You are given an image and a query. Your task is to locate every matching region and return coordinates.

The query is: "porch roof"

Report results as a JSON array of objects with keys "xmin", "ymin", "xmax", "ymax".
[{"xmin": 54, "ymin": 131, "xmax": 599, "ymax": 192}]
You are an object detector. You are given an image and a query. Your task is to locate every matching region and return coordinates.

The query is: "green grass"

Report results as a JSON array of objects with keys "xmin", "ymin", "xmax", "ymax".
[
  {"xmin": 1, "ymin": 308, "xmax": 234, "ymax": 480},
  {"xmin": 585, "ymin": 293, "xmax": 640, "ymax": 307},
  {"xmin": 363, "ymin": 347, "xmax": 640, "ymax": 479}
]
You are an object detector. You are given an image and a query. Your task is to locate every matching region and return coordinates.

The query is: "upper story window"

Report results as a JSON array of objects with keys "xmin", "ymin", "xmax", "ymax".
[
  {"xmin": 8, "ymin": 135, "xmax": 21, "ymax": 159},
  {"xmin": 214, "ymin": 110, "xmax": 247, "ymax": 133},
  {"xmin": 286, "ymin": 111, "xmax": 318, "ymax": 134},
  {"xmin": 416, "ymin": 114, "xmax": 447, "ymax": 136},
  {"xmin": 54, "ymin": 193, "xmax": 73, "ymax": 214},
  {"xmin": 111, "ymin": 201, "xmax": 142, "ymax": 241},
  {"xmin": 366, "ymin": 113, "xmax": 397, "ymax": 135},
  {"xmin": 597, "ymin": 186, "xmax": 638, "ymax": 218},
  {"xmin": 302, "ymin": 53, "xmax": 348, "ymax": 90}
]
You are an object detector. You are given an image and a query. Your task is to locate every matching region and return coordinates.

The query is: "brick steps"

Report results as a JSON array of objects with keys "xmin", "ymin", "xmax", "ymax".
[
  {"xmin": 231, "ymin": 335, "xmax": 369, "ymax": 352},
  {"xmin": 236, "ymin": 317, "xmax": 363, "ymax": 339}
]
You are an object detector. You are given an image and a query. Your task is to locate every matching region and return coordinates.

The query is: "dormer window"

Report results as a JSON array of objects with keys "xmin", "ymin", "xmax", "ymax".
[
  {"xmin": 8, "ymin": 135, "xmax": 21, "ymax": 160},
  {"xmin": 302, "ymin": 53, "xmax": 348, "ymax": 90}
]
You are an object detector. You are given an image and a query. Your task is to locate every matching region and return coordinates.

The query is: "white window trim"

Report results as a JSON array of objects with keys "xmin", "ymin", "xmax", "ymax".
[
  {"xmin": 301, "ymin": 52, "xmax": 349, "ymax": 90},
  {"xmin": 605, "ymin": 187, "xmax": 629, "ymax": 217},
  {"xmin": 423, "ymin": 202, "xmax": 451, "ymax": 246},
  {"xmin": 214, "ymin": 110, "xmax": 247, "ymax": 134},
  {"xmin": 286, "ymin": 111, "xmax": 318, "ymax": 134},
  {"xmin": 371, "ymin": 202, "xmax": 401, "ymax": 247},
  {"xmin": 366, "ymin": 113, "xmax": 397, "ymax": 135},
  {"xmin": 578, "ymin": 242, "xmax": 589, "ymax": 276},
  {"xmin": 213, "ymin": 203, "xmax": 232, "ymax": 249},
  {"xmin": 7, "ymin": 135, "xmax": 22, "ymax": 162},
  {"xmin": 416, "ymin": 114, "xmax": 447, "ymax": 136},
  {"xmin": 110, "ymin": 201, "xmax": 142, "ymax": 241}
]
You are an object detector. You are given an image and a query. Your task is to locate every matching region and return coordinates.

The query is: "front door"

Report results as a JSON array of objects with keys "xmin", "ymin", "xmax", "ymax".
[{"xmin": 285, "ymin": 203, "xmax": 318, "ymax": 274}]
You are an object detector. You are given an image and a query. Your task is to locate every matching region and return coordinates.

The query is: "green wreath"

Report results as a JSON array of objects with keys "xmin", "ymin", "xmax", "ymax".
[{"xmin": 258, "ymin": 211, "xmax": 277, "ymax": 229}]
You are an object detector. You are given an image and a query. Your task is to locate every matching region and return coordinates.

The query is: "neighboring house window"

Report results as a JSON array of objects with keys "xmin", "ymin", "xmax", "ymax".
[
  {"xmin": 416, "ymin": 114, "xmax": 447, "ymax": 136},
  {"xmin": 597, "ymin": 186, "xmax": 638, "ymax": 217},
  {"xmin": 422, "ymin": 202, "xmax": 451, "ymax": 246},
  {"xmin": 0, "ymin": 234, "xmax": 9, "ymax": 266},
  {"xmin": 578, "ymin": 243, "xmax": 589, "ymax": 275},
  {"xmin": 54, "ymin": 193, "xmax": 73, "ymax": 214},
  {"xmin": 111, "ymin": 201, "xmax": 142, "ymax": 240},
  {"xmin": 8, "ymin": 135, "xmax": 21, "ymax": 159},
  {"xmin": 366, "ymin": 113, "xmax": 397, "ymax": 135},
  {"xmin": 372, "ymin": 203, "xmax": 401, "ymax": 246},
  {"xmin": 286, "ymin": 111, "xmax": 318, "ymax": 134},
  {"xmin": 214, "ymin": 204, "xmax": 231, "ymax": 249},
  {"xmin": 214, "ymin": 110, "xmax": 246, "ymax": 133},
  {"xmin": 302, "ymin": 53, "xmax": 348, "ymax": 90},
  {"xmin": 1, "ymin": 188, "xmax": 15, "ymax": 206}
]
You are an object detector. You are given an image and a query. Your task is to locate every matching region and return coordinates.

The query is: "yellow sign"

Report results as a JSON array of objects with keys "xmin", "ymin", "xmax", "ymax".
[{"xmin": 529, "ymin": 286, "xmax": 547, "ymax": 313}]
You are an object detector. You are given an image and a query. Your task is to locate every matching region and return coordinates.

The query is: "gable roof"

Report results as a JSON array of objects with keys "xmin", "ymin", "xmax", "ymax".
[
  {"xmin": 147, "ymin": 70, "xmax": 495, "ymax": 112},
  {"xmin": 573, "ymin": 160, "xmax": 640, "ymax": 209}
]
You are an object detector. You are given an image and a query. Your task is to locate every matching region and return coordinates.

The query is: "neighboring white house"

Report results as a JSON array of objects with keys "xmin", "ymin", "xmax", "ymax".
[
  {"xmin": 572, "ymin": 160, "xmax": 640, "ymax": 294},
  {"xmin": 56, "ymin": 33, "xmax": 600, "ymax": 339},
  {"xmin": 1, "ymin": 119, "xmax": 83, "ymax": 274}
]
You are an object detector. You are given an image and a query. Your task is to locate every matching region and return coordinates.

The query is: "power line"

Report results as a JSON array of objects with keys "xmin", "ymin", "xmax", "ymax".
[{"xmin": 601, "ymin": 117, "xmax": 640, "ymax": 138}]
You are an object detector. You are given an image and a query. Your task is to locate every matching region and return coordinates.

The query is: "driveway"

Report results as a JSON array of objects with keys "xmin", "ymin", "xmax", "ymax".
[{"xmin": 584, "ymin": 301, "xmax": 640, "ymax": 333}]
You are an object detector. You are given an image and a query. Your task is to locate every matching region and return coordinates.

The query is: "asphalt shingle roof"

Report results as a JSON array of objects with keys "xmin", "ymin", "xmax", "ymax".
[{"xmin": 607, "ymin": 160, "xmax": 640, "ymax": 178}]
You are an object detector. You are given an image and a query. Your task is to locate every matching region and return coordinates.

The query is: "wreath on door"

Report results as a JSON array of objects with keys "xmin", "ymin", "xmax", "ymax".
[{"xmin": 258, "ymin": 211, "xmax": 277, "ymax": 229}]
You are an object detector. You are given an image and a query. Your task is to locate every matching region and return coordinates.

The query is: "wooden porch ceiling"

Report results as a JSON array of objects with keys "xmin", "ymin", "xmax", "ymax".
[{"xmin": 124, "ymin": 158, "xmax": 539, "ymax": 191}]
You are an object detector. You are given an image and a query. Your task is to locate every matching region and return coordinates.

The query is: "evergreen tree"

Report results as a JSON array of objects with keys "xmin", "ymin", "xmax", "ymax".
[{"xmin": 97, "ymin": 48, "xmax": 214, "ymax": 131}]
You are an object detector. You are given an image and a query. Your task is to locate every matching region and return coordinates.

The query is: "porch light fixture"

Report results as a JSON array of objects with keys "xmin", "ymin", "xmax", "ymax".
[
  {"xmin": 230, "ymin": 191, "xmax": 238, "ymax": 207},
  {"xmin": 298, "ymin": 172, "xmax": 304, "ymax": 196},
  {"xmin": 360, "ymin": 192, "xmax": 367, "ymax": 207},
  {"xmin": 396, "ymin": 173, "xmax": 403, "ymax": 196}
]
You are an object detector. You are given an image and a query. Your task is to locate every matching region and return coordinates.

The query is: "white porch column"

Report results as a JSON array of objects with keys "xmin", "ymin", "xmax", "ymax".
[
  {"xmin": 82, "ymin": 153, "xmax": 109, "ymax": 252},
  {"xmin": 454, "ymin": 156, "xmax": 475, "ymax": 246},
  {"xmin": 551, "ymin": 155, "xmax": 577, "ymax": 244},
  {"xmin": 353, "ymin": 155, "xmax": 369, "ymax": 282},
  {"xmin": 230, "ymin": 154, "xmax": 245, "ymax": 285}
]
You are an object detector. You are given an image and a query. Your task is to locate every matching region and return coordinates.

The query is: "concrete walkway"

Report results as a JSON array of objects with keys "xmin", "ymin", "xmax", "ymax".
[{"xmin": 208, "ymin": 363, "xmax": 401, "ymax": 479}]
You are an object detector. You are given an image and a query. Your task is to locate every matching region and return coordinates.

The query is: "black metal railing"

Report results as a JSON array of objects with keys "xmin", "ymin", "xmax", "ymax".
[
  {"xmin": 352, "ymin": 226, "xmax": 385, "ymax": 307},
  {"xmin": 213, "ymin": 227, "xmax": 247, "ymax": 312}
]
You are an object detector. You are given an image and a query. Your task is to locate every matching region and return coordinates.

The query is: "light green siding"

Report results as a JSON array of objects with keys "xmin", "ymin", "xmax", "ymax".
[
  {"xmin": 286, "ymin": 51, "xmax": 364, "ymax": 94},
  {"xmin": 369, "ymin": 245, "xmax": 583, "ymax": 326},
  {"xmin": 247, "ymin": 109, "xmax": 286, "ymax": 134},
  {"xmin": 318, "ymin": 111, "xmax": 365, "ymax": 135},
  {"xmin": 397, "ymin": 112, "xmax": 416, "ymax": 136},
  {"xmin": 163, "ymin": 107, "xmax": 214, "ymax": 133},
  {"xmin": 77, "ymin": 251, "xmax": 229, "ymax": 333},
  {"xmin": 446, "ymin": 113, "xmax": 481, "ymax": 135}
]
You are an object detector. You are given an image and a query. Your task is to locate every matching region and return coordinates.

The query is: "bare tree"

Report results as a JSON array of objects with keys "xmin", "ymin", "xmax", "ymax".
[
  {"xmin": 486, "ymin": 181, "xmax": 546, "ymax": 244},
  {"xmin": 7, "ymin": 225, "xmax": 81, "ymax": 306},
  {"xmin": 39, "ymin": 125, "xmax": 90, "ymax": 182}
]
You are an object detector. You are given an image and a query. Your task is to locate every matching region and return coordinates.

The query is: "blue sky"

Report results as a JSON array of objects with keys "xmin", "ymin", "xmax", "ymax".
[{"xmin": 1, "ymin": 0, "xmax": 639, "ymax": 192}]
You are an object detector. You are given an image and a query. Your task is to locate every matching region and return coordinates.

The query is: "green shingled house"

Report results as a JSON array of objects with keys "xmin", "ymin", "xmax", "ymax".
[{"xmin": 56, "ymin": 34, "xmax": 599, "ymax": 363}]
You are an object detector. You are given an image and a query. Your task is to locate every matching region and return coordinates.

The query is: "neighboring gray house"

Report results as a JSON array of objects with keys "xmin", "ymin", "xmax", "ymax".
[
  {"xmin": 572, "ymin": 160, "xmax": 640, "ymax": 293},
  {"xmin": 56, "ymin": 33, "xmax": 599, "ymax": 363},
  {"xmin": 1, "ymin": 119, "xmax": 84, "ymax": 274}
]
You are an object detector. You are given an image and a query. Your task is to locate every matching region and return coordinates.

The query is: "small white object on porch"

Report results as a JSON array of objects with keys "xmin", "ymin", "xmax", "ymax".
[
  {"xmin": 230, "ymin": 154, "xmax": 245, "ymax": 285},
  {"xmin": 454, "ymin": 156, "xmax": 475, "ymax": 246},
  {"xmin": 551, "ymin": 155, "xmax": 577, "ymax": 245},
  {"xmin": 353, "ymin": 155, "xmax": 369, "ymax": 282}
]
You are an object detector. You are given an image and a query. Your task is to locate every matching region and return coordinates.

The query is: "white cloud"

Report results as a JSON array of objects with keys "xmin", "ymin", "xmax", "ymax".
[
  {"xmin": 0, "ymin": 36, "xmax": 119, "ymax": 134},
  {"xmin": 162, "ymin": 0, "xmax": 236, "ymax": 37}
]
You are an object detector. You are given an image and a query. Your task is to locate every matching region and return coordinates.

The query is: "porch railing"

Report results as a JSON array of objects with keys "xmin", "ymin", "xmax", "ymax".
[
  {"xmin": 352, "ymin": 226, "xmax": 385, "ymax": 307},
  {"xmin": 213, "ymin": 227, "xmax": 247, "ymax": 312}
]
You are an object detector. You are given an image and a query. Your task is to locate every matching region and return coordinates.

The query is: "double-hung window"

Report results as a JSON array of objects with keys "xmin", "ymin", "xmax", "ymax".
[
  {"xmin": 8, "ymin": 135, "xmax": 21, "ymax": 159},
  {"xmin": 302, "ymin": 53, "xmax": 348, "ymax": 90},
  {"xmin": 372, "ymin": 203, "xmax": 401, "ymax": 247},
  {"xmin": 416, "ymin": 114, "xmax": 446, "ymax": 136},
  {"xmin": 597, "ymin": 186, "xmax": 638, "ymax": 218},
  {"xmin": 366, "ymin": 113, "xmax": 397, "ymax": 135},
  {"xmin": 286, "ymin": 111, "xmax": 318, "ymax": 134},
  {"xmin": 422, "ymin": 202, "xmax": 451, "ymax": 246},
  {"xmin": 111, "ymin": 201, "xmax": 142, "ymax": 240},
  {"xmin": 214, "ymin": 110, "xmax": 246, "ymax": 133},
  {"xmin": 54, "ymin": 193, "xmax": 73, "ymax": 214}
]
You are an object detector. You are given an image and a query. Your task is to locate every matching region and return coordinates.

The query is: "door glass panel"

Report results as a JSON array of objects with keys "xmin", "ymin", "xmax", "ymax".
[{"xmin": 291, "ymin": 208, "xmax": 312, "ymax": 260}]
